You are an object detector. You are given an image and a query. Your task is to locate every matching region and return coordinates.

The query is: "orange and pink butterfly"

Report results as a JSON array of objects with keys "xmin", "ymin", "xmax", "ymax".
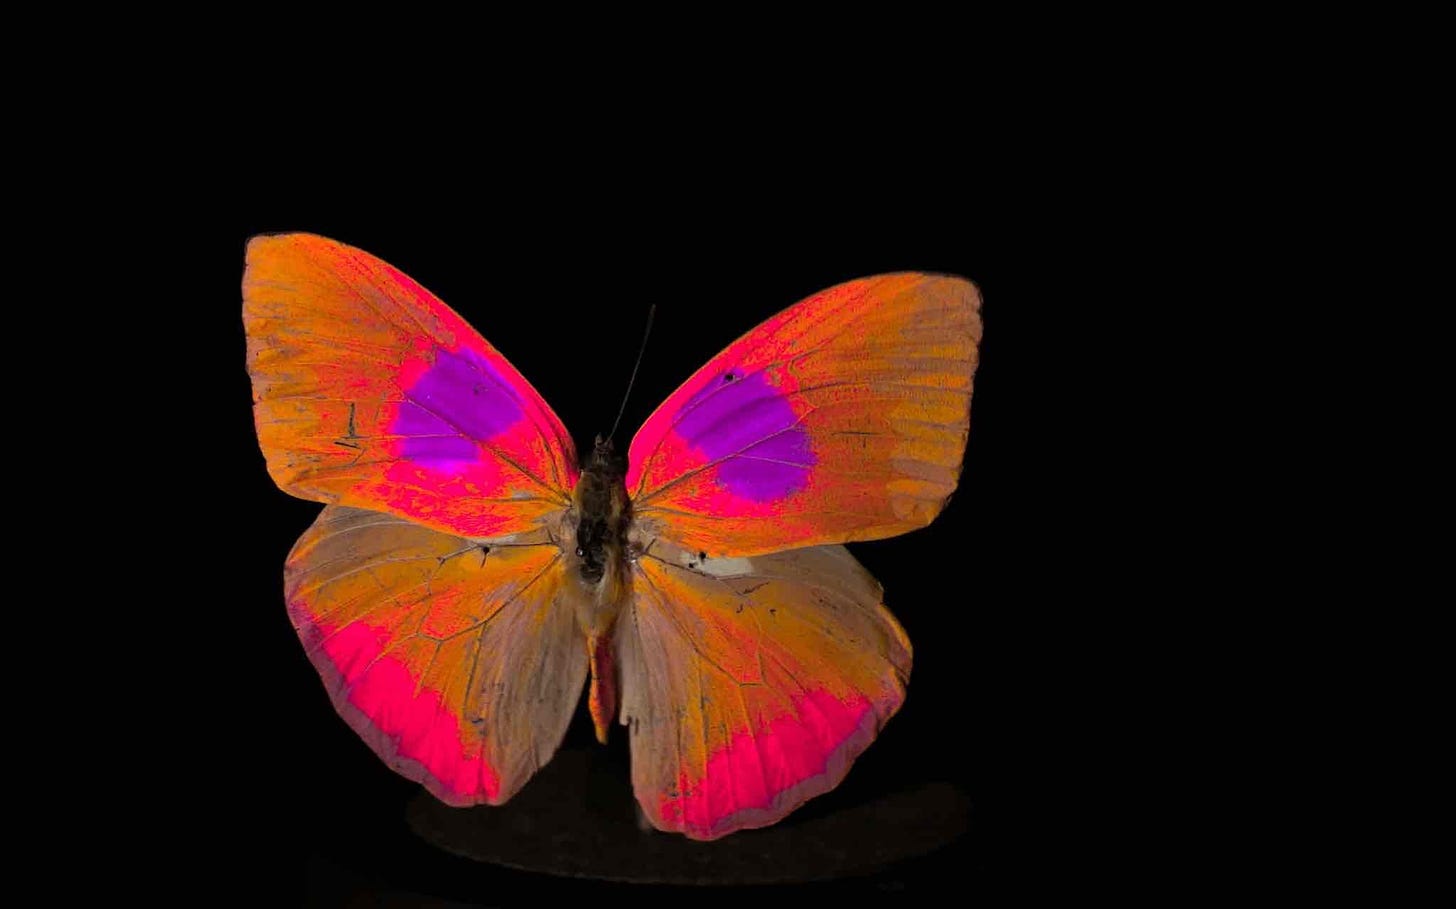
[{"xmin": 243, "ymin": 234, "xmax": 982, "ymax": 840}]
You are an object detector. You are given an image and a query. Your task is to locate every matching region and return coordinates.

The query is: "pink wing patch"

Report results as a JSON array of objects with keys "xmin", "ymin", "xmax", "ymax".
[
  {"xmin": 626, "ymin": 273, "xmax": 981, "ymax": 557},
  {"xmin": 658, "ymin": 689, "xmax": 878, "ymax": 834},
  {"xmin": 245, "ymin": 234, "xmax": 577, "ymax": 539},
  {"xmin": 310, "ymin": 621, "xmax": 502, "ymax": 803}
]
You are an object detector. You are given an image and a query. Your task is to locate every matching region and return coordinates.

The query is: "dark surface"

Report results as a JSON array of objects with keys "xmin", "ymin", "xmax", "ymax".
[
  {"xmin": 148, "ymin": 187, "xmax": 1062, "ymax": 903},
  {"xmin": 407, "ymin": 747, "xmax": 969, "ymax": 885}
]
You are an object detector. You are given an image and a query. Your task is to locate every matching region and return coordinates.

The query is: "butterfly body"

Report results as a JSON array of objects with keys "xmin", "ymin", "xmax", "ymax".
[
  {"xmin": 564, "ymin": 438, "xmax": 633, "ymax": 742},
  {"xmin": 245, "ymin": 234, "xmax": 982, "ymax": 839},
  {"xmin": 569, "ymin": 437, "xmax": 632, "ymax": 588}
]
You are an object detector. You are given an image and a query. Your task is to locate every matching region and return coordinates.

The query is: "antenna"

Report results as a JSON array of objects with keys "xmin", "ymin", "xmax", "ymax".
[{"xmin": 608, "ymin": 304, "xmax": 656, "ymax": 442}]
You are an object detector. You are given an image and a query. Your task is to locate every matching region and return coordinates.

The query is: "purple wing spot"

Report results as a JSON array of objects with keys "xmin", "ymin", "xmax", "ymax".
[
  {"xmin": 674, "ymin": 370, "xmax": 814, "ymax": 501},
  {"xmin": 393, "ymin": 347, "xmax": 524, "ymax": 467}
]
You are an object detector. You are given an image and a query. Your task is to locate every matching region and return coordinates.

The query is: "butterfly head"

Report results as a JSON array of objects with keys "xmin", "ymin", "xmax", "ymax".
[{"xmin": 588, "ymin": 434, "xmax": 626, "ymax": 474}]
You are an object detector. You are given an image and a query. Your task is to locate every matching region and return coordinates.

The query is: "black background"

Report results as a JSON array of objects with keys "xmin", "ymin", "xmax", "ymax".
[{"xmin": 171, "ymin": 190, "xmax": 1056, "ymax": 903}]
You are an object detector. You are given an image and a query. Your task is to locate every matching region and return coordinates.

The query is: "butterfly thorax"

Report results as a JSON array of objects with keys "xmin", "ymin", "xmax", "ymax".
[{"xmin": 572, "ymin": 437, "xmax": 631, "ymax": 591}]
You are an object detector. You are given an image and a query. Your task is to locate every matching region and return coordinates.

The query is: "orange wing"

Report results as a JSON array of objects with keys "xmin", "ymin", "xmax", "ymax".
[
  {"xmin": 625, "ymin": 273, "xmax": 981, "ymax": 557},
  {"xmin": 244, "ymin": 233, "xmax": 576, "ymax": 540},
  {"xmin": 616, "ymin": 540, "xmax": 911, "ymax": 840},
  {"xmin": 286, "ymin": 506, "xmax": 586, "ymax": 805}
]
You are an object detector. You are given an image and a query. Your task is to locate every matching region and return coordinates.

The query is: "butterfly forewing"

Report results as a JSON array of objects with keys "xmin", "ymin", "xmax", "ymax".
[
  {"xmin": 244, "ymin": 233, "xmax": 577, "ymax": 540},
  {"xmin": 625, "ymin": 273, "xmax": 981, "ymax": 558}
]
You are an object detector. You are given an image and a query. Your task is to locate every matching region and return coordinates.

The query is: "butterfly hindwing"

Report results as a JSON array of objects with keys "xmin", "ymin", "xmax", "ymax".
[
  {"xmin": 616, "ymin": 540, "xmax": 911, "ymax": 840},
  {"xmin": 244, "ymin": 233, "xmax": 577, "ymax": 540},
  {"xmin": 286, "ymin": 506, "xmax": 587, "ymax": 805},
  {"xmin": 626, "ymin": 273, "xmax": 981, "ymax": 557}
]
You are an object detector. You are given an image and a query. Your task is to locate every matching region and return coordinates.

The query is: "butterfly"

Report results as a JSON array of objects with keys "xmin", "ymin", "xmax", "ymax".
[{"xmin": 243, "ymin": 233, "xmax": 982, "ymax": 840}]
